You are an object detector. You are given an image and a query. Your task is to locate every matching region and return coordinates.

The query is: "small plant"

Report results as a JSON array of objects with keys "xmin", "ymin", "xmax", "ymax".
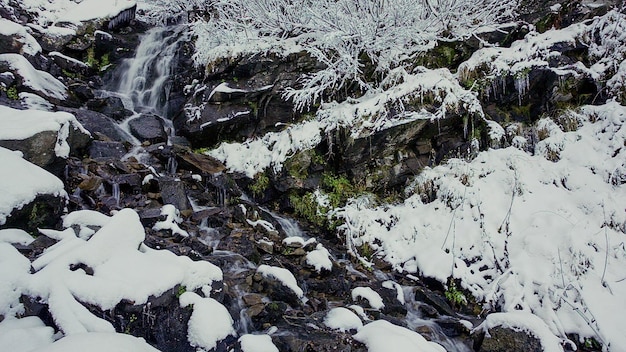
[
  {"xmin": 176, "ymin": 285, "xmax": 187, "ymax": 298},
  {"xmin": 6, "ymin": 86, "xmax": 18, "ymax": 100},
  {"xmin": 445, "ymin": 282, "xmax": 467, "ymax": 307},
  {"xmin": 249, "ymin": 172, "xmax": 270, "ymax": 197},
  {"xmin": 124, "ymin": 314, "xmax": 137, "ymax": 334}
]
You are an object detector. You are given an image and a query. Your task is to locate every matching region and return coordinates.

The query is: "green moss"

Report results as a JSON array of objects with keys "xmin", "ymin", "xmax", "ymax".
[
  {"xmin": 321, "ymin": 172, "xmax": 364, "ymax": 207},
  {"xmin": 62, "ymin": 69, "xmax": 78, "ymax": 79},
  {"xmin": 249, "ymin": 172, "xmax": 270, "ymax": 197},
  {"xmin": 85, "ymin": 46, "xmax": 111, "ymax": 72},
  {"xmin": 124, "ymin": 314, "xmax": 137, "ymax": 334},
  {"xmin": 6, "ymin": 86, "xmax": 18, "ymax": 100},
  {"xmin": 511, "ymin": 104, "xmax": 531, "ymax": 120}
]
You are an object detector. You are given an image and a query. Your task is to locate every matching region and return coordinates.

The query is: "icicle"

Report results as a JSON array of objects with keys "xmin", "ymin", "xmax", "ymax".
[{"xmin": 514, "ymin": 74, "xmax": 530, "ymax": 106}]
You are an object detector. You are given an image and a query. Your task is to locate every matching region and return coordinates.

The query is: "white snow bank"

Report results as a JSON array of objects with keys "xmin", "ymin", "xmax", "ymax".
[
  {"xmin": 0, "ymin": 18, "xmax": 41, "ymax": 55},
  {"xmin": 0, "ymin": 317, "xmax": 55, "ymax": 352},
  {"xmin": 0, "ymin": 228, "xmax": 35, "ymax": 245},
  {"xmin": 179, "ymin": 291, "xmax": 236, "ymax": 351},
  {"xmin": 0, "ymin": 105, "xmax": 89, "ymax": 158},
  {"xmin": 324, "ymin": 307, "xmax": 363, "ymax": 332},
  {"xmin": 58, "ymin": 0, "xmax": 137, "ymax": 24},
  {"xmin": 32, "ymin": 332, "xmax": 159, "ymax": 352},
  {"xmin": 22, "ymin": 208, "xmax": 222, "ymax": 335},
  {"xmin": 338, "ymin": 102, "xmax": 626, "ymax": 348},
  {"xmin": 351, "ymin": 287, "xmax": 384, "ymax": 310},
  {"xmin": 0, "ymin": 54, "xmax": 67, "ymax": 100},
  {"xmin": 257, "ymin": 264, "xmax": 304, "ymax": 298},
  {"xmin": 209, "ymin": 119, "xmax": 322, "ymax": 178},
  {"xmin": 0, "ymin": 147, "xmax": 66, "ymax": 226},
  {"xmin": 0, "ymin": 242, "xmax": 32, "ymax": 317},
  {"xmin": 152, "ymin": 204, "xmax": 189, "ymax": 237},
  {"xmin": 238, "ymin": 334, "xmax": 279, "ymax": 352},
  {"xmin": 19, "ymin": 92, "xmax": 54, "ymax": 111},
  {"xmin": 353, "ymin": 320, "xmax": 446, "ymax": 352},
  {"xmin": 306, "ymin": 243, "xmax": 333, "ymax": 272},
  {"xmin": 474, "ymin": 312, "xmax": 563, "ymax": 352}
]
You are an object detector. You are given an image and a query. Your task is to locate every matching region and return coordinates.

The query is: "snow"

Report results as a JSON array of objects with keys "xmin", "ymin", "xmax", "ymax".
[
  {"xmin": 353, "ymin": 320, "xmax": 446, "ymax": 352},
  {"xmin": 0, "ymin": 18, "xmax": 41, "ymax": 56},
  {"xmin": 305, "ymin": 243, "xmax": 333, "ymax": 272},
  {"xmin": 0, "ymin": 105, "xmax": 89, "ymax": 158},
  {"xmin": 0, "ymin": 147, "xmax": 67, "ymax": 226},
  {"xmin": 283, "ymin": 236, "xmax": 316, "ymax": 247},
  {"xmin": 32, "ymin": 332, "xmax": 159, "ymax": 352},
  {"xmin": 179, "ymin": 291, "xmax": 236, "ymax": 351},
  {"xmin": 19, "ymin": 92, "xmax": 54, "ymax": 111},
  {"xmin": 0, "ymin": 317, "xmax": 55, "ymax": 352},
  {"xmin": 324, "ymin": 307, "xmax": 363, "ymax": 332},
  {"xmin": 49, "ymin": 51, "xmax": 89, "ymax": 69},
  {"xmin": 152, "ymin": 204, "xmax": 190, "ymax": 237},
  {"xmin": 209, "ymin": 119, "xmax": 323, "ymax": 178},
  {"xmin": 0, "ymin": 54, "xmax": 67, "ymax": 100},
  {"xmin": 0, "ymin": 228, "xmax": 35, "ymax": 246},
  {"xmin": 351, "ymin": 287, "xmax": 384, "ymax": 310},
  {"xmin": 58, "ymin": 0, "xmax": 137, "ymax": 24},
  {"xmin": 238, "ymin": 334, "xmax": 279, "ymax": 352},
  {"xmin": 474, "ymin": 312, "xmax": 563, "ymax": 352},
  {"xmin": 338, "ymin": 101, "xmax": 626, "ymax": 348},
  {"xmin": 257, "ymin": 264, "xmax": 304, "ymax": 298},
  {"xmin": 5, "ymin": 208, "xmax": 224, "ymax": 335}
]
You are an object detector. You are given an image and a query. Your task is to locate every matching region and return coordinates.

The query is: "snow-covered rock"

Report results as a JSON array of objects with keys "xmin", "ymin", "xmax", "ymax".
[
  {"xmin": 0, "ymin": 53, "xmax": 67, "ymax": 102},
  {"xmin": 0, "ymin": 19, "xmax": 41, "ymax": 56},
  {"xmin": 0, "ymin": 147, "xmax": 66, "ymax": 229},
  {"xmin": 0, "ymin": 105, "xmax": 90, "ymax": 170}
]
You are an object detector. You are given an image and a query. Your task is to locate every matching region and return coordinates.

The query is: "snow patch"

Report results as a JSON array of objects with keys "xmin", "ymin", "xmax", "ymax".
[
  {"xmin": 324, "ymin": 307, "xmax": 363, "ymax": 332},
  {"xmin": 257, "ymin": 264, "xmax": 304, "ymax": 298},
  {"xmin": 179, "ymin": 291, "xmax": 236, "ymax": 351}
]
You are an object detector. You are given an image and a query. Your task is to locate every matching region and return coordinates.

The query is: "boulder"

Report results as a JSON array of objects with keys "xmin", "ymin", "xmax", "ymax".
[
  {"xmin": 86, "ymin": 96, "xmax": 133, "ymax": 121},
  {"xmin": 0, "ymin": 147, "xmax": 66, "ymax": 233},
  {"xmin": 128, "ymin": 113, "xmax": 168, "ymax": 144},
  {"xmin": 0, "ymin": 53, "xmax": 68, "ymax": 104},
  {"xmin": 0, "ymin": 18, "xmax": 41, "ymax": 56},
  {"xmin": 474, "ymin": 326, "xmax": 543, "ymax": 352},
  {"xmin": 61, "ymin": 107, "xmax": 130, "ymax": 142},
  {"xmin": 0, "ymin": 106, "xmax": 91, "ymax": 174},
  {"xmin": 88, "ymin": 140, "xmax": 128, "ymax": 159},
  {"xmin": 158, "ymin": 177, "xmax": 192, "ymax": 212}
]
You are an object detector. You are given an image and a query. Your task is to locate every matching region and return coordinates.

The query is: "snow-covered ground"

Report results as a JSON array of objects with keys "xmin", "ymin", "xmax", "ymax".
[{"xmin": 337, "ymin": 101, "xmax": 626, "ymax": 349}]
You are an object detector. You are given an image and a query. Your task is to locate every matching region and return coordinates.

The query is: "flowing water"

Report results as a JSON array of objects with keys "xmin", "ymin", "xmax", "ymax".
[{"xmin": 96, "ymin": 24, "xmax": 475, "ymax": 351}]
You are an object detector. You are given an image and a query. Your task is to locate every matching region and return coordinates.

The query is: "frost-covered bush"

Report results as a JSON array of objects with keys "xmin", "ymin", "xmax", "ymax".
[{"xmin": 192, "ymin": 0, "xmax": 518, "ymax": 109}]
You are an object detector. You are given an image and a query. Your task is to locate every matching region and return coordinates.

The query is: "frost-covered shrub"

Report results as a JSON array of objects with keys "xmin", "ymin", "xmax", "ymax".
[{"xmin": 192, "ymin": 0, "xmax": 518, "ymax": 110}]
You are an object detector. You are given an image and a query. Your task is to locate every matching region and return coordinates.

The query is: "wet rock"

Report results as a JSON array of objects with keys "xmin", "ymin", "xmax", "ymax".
[
  {"xmin": 63, "ymin": 107, "xmax": 130, "ymax": 142},
  {"xmin": 158, "ymin": 177, "xmax": 192, "ymax": 212},
  {"xmin": 86, "ymin": 96, "xmax": 133, "ymax": 121},
  {"xmin": 68, "ymin": 83, "xmax": 95, "ymax": 101},
  {"xmin": 88, "ymin": 140, "xmax": 127, "ymax": 159},
  {"xmin": 414, "ymin": 286, "xmax": 457, "ymax": 317},
  {"xmin": 128, "ymin": 114, "xmax": 168, "ymax": 145},
  {"xmin": 474, "ymin": 326, "xmax": 543, "ymax": 352}
]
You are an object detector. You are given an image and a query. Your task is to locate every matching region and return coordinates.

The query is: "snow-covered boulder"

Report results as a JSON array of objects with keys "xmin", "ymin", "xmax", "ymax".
[
  {"xmin": 0, "ymin": 53, "xmax": 67, "ymax": 104},
  {"xmin": 0, "ymin": 147, "xmax": 67, "ymax": 232},
  {"xmin": 0, "ymin": 19, "xmax": 41, "ymax": 56},
  {"xmin": 0, "ymin": 105, "xmax": 91, "ymax": 173}
]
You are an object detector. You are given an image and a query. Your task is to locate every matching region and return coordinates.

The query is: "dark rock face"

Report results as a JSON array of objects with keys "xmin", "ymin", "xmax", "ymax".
[
  {"xmin": 175, "ymin": 52, "xmax": 321, "ymax": 148},
  {"xmin": 474, "ymin": 326, "xmax": 544, "ymax": 352},
  {"xmin": 88, "ymin": 140, "xmax": 128, "ymax": 159},
  {"xmin": 128, "ymin": 113, "xmax": 168, "ymax": 144}
]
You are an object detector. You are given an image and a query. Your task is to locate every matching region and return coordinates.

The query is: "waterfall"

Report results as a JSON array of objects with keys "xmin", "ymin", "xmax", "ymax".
[{"xmin": 115, "ymin": 26, "xmax": 189, "ymax": 119}]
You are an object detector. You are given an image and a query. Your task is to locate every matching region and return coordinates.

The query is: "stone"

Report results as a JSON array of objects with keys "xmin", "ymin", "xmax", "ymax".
[
  {"xmin": 61, "ymin": 107, "xmax": 130, "ymax": 142},
  {"xmin": 88, "ymin": 140, "xmax": 128, "ymax": 159},
  {"xmin": 128, "ymin": 114, "xmax": 168, "ymax": 144},
  {"xmin": 414, "ymin": 286, "xmax": 457, "ymax": 317},
  {"xmin": 86, "ymin": 96, "xmax": 133, "ymax": 121},
  {"xmin": 474, "ymin": 326, "xmax": 543, "ymax": 352},
  {"xmin": 159, "ymin": 177, "xmax": 192, "ymax": 212}
]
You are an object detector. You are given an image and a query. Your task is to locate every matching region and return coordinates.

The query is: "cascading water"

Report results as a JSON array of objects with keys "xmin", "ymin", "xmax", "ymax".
[{"xmin": 116, "ymin": 26, "xmax": 189, "ymax": 118}]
